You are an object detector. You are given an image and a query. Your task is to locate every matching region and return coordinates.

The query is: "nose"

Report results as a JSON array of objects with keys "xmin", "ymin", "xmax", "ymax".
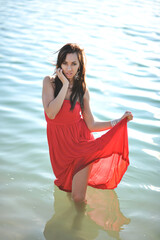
[{"xmin": 67, "ymin": 65, "xmax": 71, "ymax": 70}]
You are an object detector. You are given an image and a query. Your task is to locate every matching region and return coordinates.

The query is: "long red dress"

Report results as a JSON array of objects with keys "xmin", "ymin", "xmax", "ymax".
[{"xmin": 45, "ymin": 99, "xmax": 129, "ymax": 192}]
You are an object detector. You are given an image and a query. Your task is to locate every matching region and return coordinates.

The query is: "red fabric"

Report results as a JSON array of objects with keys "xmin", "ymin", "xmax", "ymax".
[{"xmin": 45, "ymin": 100, "xmax": 129, "ymax": 192}]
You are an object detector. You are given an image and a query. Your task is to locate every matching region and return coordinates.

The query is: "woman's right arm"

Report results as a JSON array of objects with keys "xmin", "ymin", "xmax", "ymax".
[{"xmin": 42, "ymin": 71, "xmax": 69, "ymax": 119}]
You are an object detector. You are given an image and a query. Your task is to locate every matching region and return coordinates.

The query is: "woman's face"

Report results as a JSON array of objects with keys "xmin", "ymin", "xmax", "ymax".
[{"xmin": 61, "ymin": 53, "xmax": 80, "ymax": 81}]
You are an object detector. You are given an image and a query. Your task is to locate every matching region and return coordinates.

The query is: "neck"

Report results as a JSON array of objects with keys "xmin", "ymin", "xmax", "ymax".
[
  {"xmin": 68, "ymin": 80, "xmax": 73, "ymax": 87},
  {"xmin": 69, "ymin": 79, "xmax": 73, "ymax": 84}
]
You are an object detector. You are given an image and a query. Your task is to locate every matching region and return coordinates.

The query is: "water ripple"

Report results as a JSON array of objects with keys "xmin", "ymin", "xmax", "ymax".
[{"xmin": 0, "ymin": 0, "xmax": 160, "ymax": 239}]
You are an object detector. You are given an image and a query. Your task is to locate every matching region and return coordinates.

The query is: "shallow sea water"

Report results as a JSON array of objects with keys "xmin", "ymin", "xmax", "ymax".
[{"xmin": 0, "ymin": 0, "xmax": 160, "ymax": 239}]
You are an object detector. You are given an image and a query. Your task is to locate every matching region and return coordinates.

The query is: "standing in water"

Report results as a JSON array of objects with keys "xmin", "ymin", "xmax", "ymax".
[{"xmin": 42, "ymin": 43, "xmax": 133, "ymax": 203}]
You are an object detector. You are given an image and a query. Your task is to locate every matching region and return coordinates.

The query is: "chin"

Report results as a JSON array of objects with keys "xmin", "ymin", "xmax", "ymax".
[
  {"xmin": 64, "ymin": 74, "xmax": 73, "ymax": 81},
  {"xmin": 68, "ymin": 77, "xmax": 74, "ymax": 81}
]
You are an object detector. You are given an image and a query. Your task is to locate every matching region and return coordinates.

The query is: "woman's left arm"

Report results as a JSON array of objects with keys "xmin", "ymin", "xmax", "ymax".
[{"xmin": 82, "ymin": 88, "xmax": 133, "ymax": 132}]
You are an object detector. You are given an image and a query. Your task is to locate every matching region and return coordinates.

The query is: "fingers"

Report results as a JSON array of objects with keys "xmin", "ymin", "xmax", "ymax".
[
  {"xmin": 56, "ymin": 68, "xmax": 64, "ymax": 79},
  {"xmin": 56, "ymin": 68, "xmax": 62, "ymax": 75},
  {"xmin": 125, "ymin": 111, "xmax": 132, "ymax": 116},
  {"xmin": 56, "ymin": 68, "xmax": 69, "ymax": 85},
  {"xmin": 125, "ymin": 111, "xmax": 133, "ymax": 121},
  {"xmin": 121, "ymin": 111, "xmax": 133, "ymax": 122},
  {"xmin": 125, "ymin": 111, "xmax": 131, "ymax": 114}
]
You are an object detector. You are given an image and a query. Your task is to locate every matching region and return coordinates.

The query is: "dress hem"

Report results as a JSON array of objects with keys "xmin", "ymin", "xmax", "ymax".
[{"xmin": 55, "ymin": 151, "xmax": 129, "ymax": 193}]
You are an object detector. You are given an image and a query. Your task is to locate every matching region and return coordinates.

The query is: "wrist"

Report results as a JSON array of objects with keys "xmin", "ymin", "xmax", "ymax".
[
  {"xmin": 110, "ymin": 118, "xmax": 121, "ymax": 127},
  {"xmin": 63, "ymin": 81, "xmax": 69, "ymax": 87}
]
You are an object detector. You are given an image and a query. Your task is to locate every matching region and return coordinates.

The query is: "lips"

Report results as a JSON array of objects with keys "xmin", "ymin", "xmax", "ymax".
[{"xmin": 66, "ymin": 73, "xmax": 73, "ymax": 77}]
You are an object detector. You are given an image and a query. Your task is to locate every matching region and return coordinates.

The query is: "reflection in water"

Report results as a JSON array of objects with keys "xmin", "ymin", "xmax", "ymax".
[
  {"xmin": 44, "ymin": 186, "xmax": 130, "ymax": 240},
  {"xmin": 86, "ymin": 187, "xmax": 131, "ymax": 239}
]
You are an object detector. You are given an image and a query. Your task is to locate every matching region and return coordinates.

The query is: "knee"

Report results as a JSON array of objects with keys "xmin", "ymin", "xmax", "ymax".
[{"xmin": 72, "ymin": 193, "xmax": 85, "ymax": 203}]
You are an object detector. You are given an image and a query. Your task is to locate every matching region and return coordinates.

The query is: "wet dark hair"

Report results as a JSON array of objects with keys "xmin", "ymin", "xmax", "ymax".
[{"xmin": 53, "ymin": 43, "xmax": 86, "ymax": 111}]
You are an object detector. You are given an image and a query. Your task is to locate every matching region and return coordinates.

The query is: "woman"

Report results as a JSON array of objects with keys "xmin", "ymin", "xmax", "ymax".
[{"xmin": 42, "ymin": 43, "xmax": 133, "ymax": 203}]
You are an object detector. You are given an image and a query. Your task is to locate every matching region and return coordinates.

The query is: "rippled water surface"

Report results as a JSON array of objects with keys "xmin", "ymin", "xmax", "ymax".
[{"xmin": 0, "ymin": 0, "xmax": 160, "ymax": 239}]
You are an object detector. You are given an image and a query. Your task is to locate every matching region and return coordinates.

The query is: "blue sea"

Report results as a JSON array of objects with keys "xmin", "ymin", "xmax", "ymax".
[{"xmin": 0, "ymin": 0, "xmax": 160, "ymax": 239}]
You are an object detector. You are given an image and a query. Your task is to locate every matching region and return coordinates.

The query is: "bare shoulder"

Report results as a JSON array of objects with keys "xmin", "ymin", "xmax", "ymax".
[
  {"xmin": 42, "ymin": 75, "xmax": 55, "ymax": 108},
  {"xmin": 43, "ymin": 75, "xmax": 55, "ymax": 89},
  {"xmin": 43, "ymin": 75, "xmax": 55, "ymax": 84}
]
